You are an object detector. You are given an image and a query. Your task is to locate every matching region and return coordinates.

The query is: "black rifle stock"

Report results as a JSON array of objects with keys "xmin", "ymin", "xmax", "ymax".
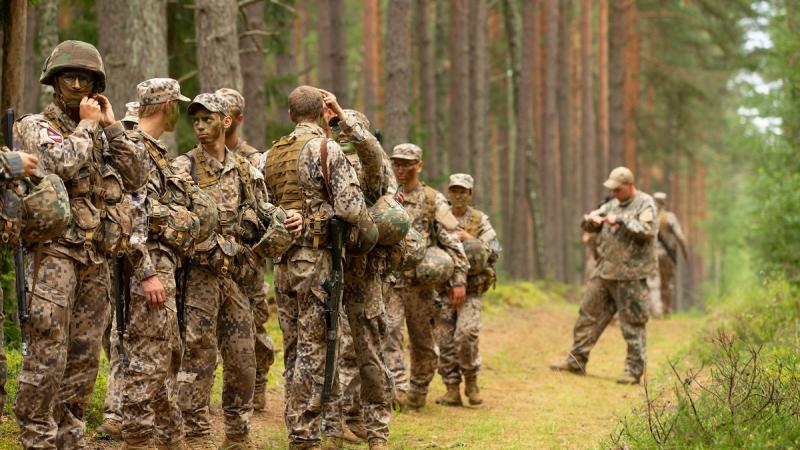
[
  {"xmin": 658, "ymin": 232, "xmax": 677, "ymax": 264},
  {"xmin": 114, "ymin": 257, "xmax": 128, "ymax": 368},
  {"xmin": 5, "ymin": 109, "xmax": 28, "ymax": 356},
  {"xmin": 176, "ymin": 261, "xmax": 189, "ymax": 341},
  {"xmin": 322, "ymin": 218, "xmax": 345, "ymax": 405}
]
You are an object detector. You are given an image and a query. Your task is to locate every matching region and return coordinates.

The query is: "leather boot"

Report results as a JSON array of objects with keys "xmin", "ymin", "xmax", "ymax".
[
  {"xmin": 96, "ymin": 419, "xmax": 123, "ymax": 440},
  {"xmin": 220, "ymin": 434, "xmax": 255, "ymax": 450},
  {"xmin": 549, "ymin": 362, "xmax": 586, "ymax": 375},
  {"xmin": 435, "ymin": 383, "xmax": 463, "ymax": 406},
  {"xmin": 406, "ymin": 391, "xmax": 427, "ymax": 410},
  {"xmin": 121, "ymin": 437, "xmax": 156, "ymax": 450},
  {"xmin": 156, "ymin": 439, "xmax": 189, "ymax": 450},
  {"xmin": 464, "ymin": 376, "xmax": 483, "ymax": 405},
  {"xmin": 616, "ymin": 373, "xmax": 641, "ymax": 385},
  {"xmin": 253, "ymin": 389, "xmax": 266, "ymax": 411},
  {"xmin": 185, "ymin": 435, "xmax": 217, "ymax": 450},
  {"xmin": 348, "ymin": 422, "xmax": 368, "ymax": 441},
  {"xmin": 368, "ymin": 438, "xmax": 389, "ymax": 450},
  {"xmin": 392, "ymin": 390, "xmax": 408, "ymax": 412}
]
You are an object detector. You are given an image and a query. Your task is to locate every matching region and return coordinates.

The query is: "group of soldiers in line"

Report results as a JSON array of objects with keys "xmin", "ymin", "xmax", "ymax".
[
  {"xmin": 551, "ymin": 166, "xmax": 689, "ymax": 384},
  {"xmin": 0, "ymin": 39, "xmax": 501, "ymax": 450}
]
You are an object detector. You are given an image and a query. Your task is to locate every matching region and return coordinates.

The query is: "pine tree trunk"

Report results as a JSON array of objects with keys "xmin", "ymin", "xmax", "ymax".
[
  {"xmin": 581, "ymin": 0, "xmax": 597, "ymax": 211},
  {"xmin": 2, "ymin": 0, "xmax": 27, "ymax": 113},
  {"xmin": 449, "ymin": 0, "xmax": 471, "ymax": 174},
  {"xmin": 239, "ymin": 0, "xmax": 267, "ymax": 149},
  {"xmin": 622, "ymin": 0, "xmax": 639, "ymax": 172},
  {"xmin": 363, "ymin": 0, "xmax": 382, "ymax": 124},
  {"xmin": 24, "ymin": 4, "xmax": 40, "ymax": 114},
  {"xmin": 435, "ymin": 0, "xmax": 450, "ymax": 172},
  {"xmin": 608, "ymin": 0, "xmax": 625, "ymax": 169},
  {"xmin": 195, "ymin": 0, "xmax": 242, "ymax": 92},
  {"xmin": 416, "ymin": 0, "xmax": 438, "ymax": 177},
  {"xmin": 383, "ymin": 0, "xmax": 412, "ymax": 152},
  {"xmin": 272, "ymin": 0, "xmax": 298, "ymax": 131},
  {"xmin": 542, "ymin": 0, "xmax": 562, "ymax": 280},
  {"xmin": 37, "ymin": 0, "xmax": 58, "ymax": 110},
  {"xmin": 329, "ymin": 0, "xmax": 348, "ymax": 104},
  {"xmin": 317, "ymin": 0, "xmax": 332, "ymax": 90},
  {"xmin": 97, "ymin": 0, "xmax": 169, "ymax": 117},
  {"xmin": 469, "ymin": 0, "xmax": 488, "ymax": 207},
  {"xmin": 558, "ymin": 0, "xmax": 573, "ymax": 282},
  {"xmin": 598, "ymin": 0, "xmax": 610, "ymax": 187}
]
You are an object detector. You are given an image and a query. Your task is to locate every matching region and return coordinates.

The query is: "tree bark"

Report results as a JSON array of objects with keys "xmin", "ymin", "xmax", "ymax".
[
  {"xmin": 581, "ymin": 0, "xmax": 597, "ymax": 211},
  {"xmin": 37, "ymin": 0, "xmax": 58, "ymax": 110},
  {"xmin": 195, "ymin": 0, "xmax": 242, "ymax": 92},
  {"xmin": 542, "ymin": 0, "xmax": 562, "ymax": 280},
  {"xmin": 317, "ymin": 0, "xmax": 332, "ymax": 90},
  {"xmin": 272, "ymin": 0, "xmax": 298, "ymax": 132},
  {"xmin": 469, "ymin": 0, "xmax": 488, "ymax": 207},
  {"xmin": 608, "ymin": 0, "xmax": 625, "ymax": 169},
  {"xmin": 558, "ymin": 0, "xmax": 573, "ymax": 282},
  {"xmin": 24, "ymin": 4, "xmax": 40, "ymax": 114},
  {"xmin": 2, "ymin": 0, "xmax": 27, "ymax": 114},
  {"xmin": 416, "ymin": 0, "xmax": 438, "ymax": 177},
  {"xmin": 435, "ymin": 0, "xmax": 450, "ymax": 172},
  {"xmin": 239, "ymin": 0, "xmax": 267, "ymax": 149},
  {"xmin": 329, "ymin": 0, "xmax": 348, "ymax": 104},
  {"xmin": 622, "ymin": 0, "xmax": 639, "ymax": 172},
  {"xmin": 598, "ymin": 0, "xmax": 610, "ymax": 188},
  {"xmin": 448, "ymin": 0, "xmax": 471, "ymax": 174},
  {"xmin": 383, "ymin": 0, "xmax": 412, "ymax": 152},
  {"xmin": 363, "ymin": 0, "xmax": 382, "ymax": 125}
]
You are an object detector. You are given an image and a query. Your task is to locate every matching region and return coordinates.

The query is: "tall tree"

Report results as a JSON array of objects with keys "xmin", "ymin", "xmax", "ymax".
[
  {"xmin": 469, "ymin": 0, "xmax": 489, "ymax": 207},
  {"xmin": 363, "ymin": 0, "xmax": 382, "ymax": 125},
  {"xmin": 383, "ymin": 0, "xmax": 412, "ymax": 151},
  {"xmin": 581, "ymin": 0, "xmax": 597, "ymax": 211},
  {"xmin": 598, "ymin": 0, "xmax": 610, "ymax": 185},
  {"xmin": 415, "ymin": 0, "xmax": 438, "ymax": 177},
  {"xmin": 317, "ymin": 0, "xmax": 347, "ymax": 103},
  {"xmin": 37, "ymin": 0, "xmax": 58, "ymax": 110},
  {"xmin": 97, "ymin": 0, "xmax": 169, "ymax": 117},
  {"xmin": 1, "ymin": 0, "xmax": 27, "ymax": 114},
  {"xmin": 542, "ymin": 0, "xmax": 562, "ymax": 280},
  {"xmin": 449, "ymin": 0, "xmax": 471, "ymax": 174},
  {"xmin": 270, "ymin": 0, "xmax": 298, "ymax": 134},
  {"xmin": 608, "ymin": 0, "xmax": 626, "ymax": 168},
  {"xmin": 195, "ymin": 0, "xmax": 242, "ymax": 92},
  {"xmin": 24, "ymin": 4, "xmax": 39, "ymax": 114},
  {"xmin": 239, "ymin": 0, "xmax": 267, "ymax": 149},
  {"xmin": 435, "ymin": 0, "xmax": 450, "ymax": 172},
  {"xmin": 622, "ymin": 0, "xmax": 639, "ymax": 172},
  {"xmin": 558, "ymin": 0, "xmax": 574, "ymax": 281}
]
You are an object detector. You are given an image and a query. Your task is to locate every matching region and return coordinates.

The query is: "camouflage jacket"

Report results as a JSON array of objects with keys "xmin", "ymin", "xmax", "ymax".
[
  {"xmin": 583, "ymin": 191, "xmax": 657, "ymax": 280},
  {"xmin": 456, "ymin": 206, "xmax": 499, "ymax": 292},
  {"xmin": 338, "ymin": 114, "xmax": 398, "ymax": 203},
  {"xmin": 402, "ymin": 182, "xmax": 468, "ymax": 286},
  {"xmin": 656, "ymin": 209, "xmax": 687, "ymax": 259},
  {"xmin": 14, "ymin": 102, "xmax": 146, "ymax": 263},
  {"xmin": 0, "ymin": 150, "xmax": 26, "ymax": 182}
]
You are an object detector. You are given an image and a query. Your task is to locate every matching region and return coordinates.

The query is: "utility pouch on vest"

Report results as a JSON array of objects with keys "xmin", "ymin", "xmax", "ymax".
[
  {"xmin": 150, "ymin": 202, "xmax": 199, "ymax": 258},
  {"xmin": 98, "ymin": 201, "xmax": 133, "ymax": 257},
  {"xmin": 0, "ymin": 186, "xmax": 21, "ymax": 245},
  {"xmin": 308, "ymin": 215, "xmax": 329, "ymax": 249},
  {"xmin": 197, "ymin": 234, "xmax": 238, "ymax": 276}
]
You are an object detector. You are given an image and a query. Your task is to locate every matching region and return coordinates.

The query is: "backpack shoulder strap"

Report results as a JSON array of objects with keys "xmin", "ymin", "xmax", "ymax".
[{"xmin": 320, "ymin": 138, "xmax": 334, "ymax": 203}]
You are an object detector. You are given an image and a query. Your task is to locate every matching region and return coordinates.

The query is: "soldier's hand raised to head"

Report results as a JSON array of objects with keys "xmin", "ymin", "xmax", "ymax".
[
  {"xmin": 80, "ymin": 96, "xmax": 103, "ymax": 123},
  {"xmin": 318, "ymin": 88, "xmax": 345, "ymax": 119},
  {"xmin": 93, "ymin": 94, "xmax": 116, "ymax": 127}
]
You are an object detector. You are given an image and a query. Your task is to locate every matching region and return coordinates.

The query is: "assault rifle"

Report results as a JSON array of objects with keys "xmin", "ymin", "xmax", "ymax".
[
  {"xmin": 5, "ymin": 109, "xmax": 28, "ymax": 356},
  {"xmin": 658, "ymin": 232, "xmax": 677, "ymax": 264},
  {"xmin": 321, "ymin": 218, "xmax": 345, "ymax": 405},
  {"xmin": 114, "ymin": 257, "xmax": 129, "ymax": 368}
]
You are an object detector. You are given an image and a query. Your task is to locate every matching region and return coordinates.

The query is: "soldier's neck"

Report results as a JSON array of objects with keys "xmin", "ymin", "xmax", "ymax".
[
  {"xmin": 452, "ymin": 206, "xmax": 467, "ymax": 217},
  {"xmin": 404, "ymin": 179, "xmax": 420, "ymax": 191},
  {"xmin": 139, "ymin": 117, "xmax": 164, "ymax": 140},
  {"xmin": 203, "ymin": 139, "xmax": 226, "ymax": 162},
  {"xmin": 225, "ymin": 133, "xmax": 240, "ymax": 151}
]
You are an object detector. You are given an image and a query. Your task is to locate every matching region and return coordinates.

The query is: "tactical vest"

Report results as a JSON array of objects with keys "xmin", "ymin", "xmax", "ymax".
[
  {"xmin": 265, "ymin": 134, "xmax": 316, "ymax": 211},
  {"xmin": 41, "ymin": 111, "xmax": 131, "ymax": 256},
  {"xmin": 419, "ymin": 184, "xmax": 438, "ymax": 245},
  {"xmin": 463, "ymin": 208, "xmax": 483, "ymax": 238}
]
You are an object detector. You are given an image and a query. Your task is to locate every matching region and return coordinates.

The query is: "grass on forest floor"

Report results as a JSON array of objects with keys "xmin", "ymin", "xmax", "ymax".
[{"xmin": 0, "ymin": 281, "xmax": 703, "ymax": 449}]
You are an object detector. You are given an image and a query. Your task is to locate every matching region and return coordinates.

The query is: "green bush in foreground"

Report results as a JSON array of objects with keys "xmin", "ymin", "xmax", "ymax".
[{"xmin": 606, "ymin": 280, "xmax": 800, "ymax": 449}]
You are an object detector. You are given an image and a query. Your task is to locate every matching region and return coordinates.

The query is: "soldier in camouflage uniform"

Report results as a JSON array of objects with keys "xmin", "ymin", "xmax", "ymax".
[
  {"xmin": 435, "ymin": 173, "xmax": 500, "ymax": 407},
  {"xmin": 215, "ymin": 88, "xmax": 276, "ymax": 412},
  {"xmin": 266, "ymin": 85, "xmax": 369, "ymax": 450},
  {"xmin": 384, "ymin": 144, "xmax": 469, "ymax": 410},
  {"xmin": 550, "ymin": 167, "xmax": 657, "ymax": 385},
  {"xmin": 117, "ymin": 78, "xmax": 199, "ymax": 449},
  {"xmin": 650, "ymin": 192, "xmax": 688, "ymax": 317},
  {"xmin": 319, "ymin": 92, "xmax": 396, "ymax": 449},
  {"xmin": 171, "ymin": 93, "xmax": 287, "ymax": 450},
  {"xmin": 0, "ymin": 148, "xmax": 39, "ymax": 418},
  {"xmin": 12, "ymin": 40, "xmax": 147, "ymax": 449}
]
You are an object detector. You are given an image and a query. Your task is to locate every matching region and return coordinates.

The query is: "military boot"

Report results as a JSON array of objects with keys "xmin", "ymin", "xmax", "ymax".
[
  {"xmin": 253, "ymin": 389, "xmax": 266, "ymax": 411},
  {"xmin": 121, "ymin": 437, "xmax": 155, "ymax": 450},
  {"xmin": 156, "ymin": 439, "xmax": 189, "ymax": 450},
  {"xmin": 548, "ymin": 362, "xmax": 586, "ymax": 375},
  {"xmin": 616, "ymin": 374, "xmax": 641, "ymax": 385},
  {"xmin": 392, "ymin": 390, "xmax": 408, "ymax": 412},
  {"xmin": 406, "ymin": 391, "xmax": 427, "ymax": 410},
  {"xmin": 185, "ymin": 435, "xmax": 217, "ymax": 450},
  {"xmin": 347, "ymin": 422, "xmax": 368, "ymax": 441},
  {"xmin": 220, "ymin": 434, "xmax": 255, "ymax": 450},
  {"xmin": 435, "ymin": 383, "xmax": 463, "ymax": 406},
  {"xmin": 368, "ymin": 438, "xmax": 389, "ymax": 450},
  {"xmin": 96, "ymin": 418, "xmax": 123, "ymax": 440},
  {"xmin": 464, "ymin": 376, "xmax": 483, "ymax": 405}
]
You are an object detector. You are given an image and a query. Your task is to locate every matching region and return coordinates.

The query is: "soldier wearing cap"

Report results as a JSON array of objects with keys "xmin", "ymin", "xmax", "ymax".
[
  {"xmin": 435, "ymin": 173, "xmax": 500, "ymax": 407},
  {"xmin": 215, "ymin": 87, "xmax": 277, "ymax": 413},
  {"xmin": 550, "ymin": 167, "xmax": 657, "ymax": 385},
  {"xmin": 122, "ymin": 101, "xmax": 140, "ymax": 130},
  {"xmin": 384, "ymin": 144, "xmax": 469, "ymax": 411},
  {"xmin": 171, "ymin": 93, "xmax": 292, "ymax": 449},
  {"xmin": 651, "ymin": 192, "xmax": 688, "ymax": 317},
  {"xmin": 12, "ymin": 40, "xmax": 146, "ymax": 448}
]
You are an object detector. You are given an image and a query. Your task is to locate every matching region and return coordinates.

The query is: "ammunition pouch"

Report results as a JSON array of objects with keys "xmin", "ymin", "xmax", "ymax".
[
  {"xmin": 194, "ymin": 233, "xmax": 239, "ymax": 277},
  {"xmin": 149, "ymin": 202, "xmax": 200, "ymax": 258},
  {"xmin": 468, "ymin": 267, "xmax": 497, "ymax": 295},
  {"xmin": 97, "ymin": 200, "xmax": 133, "ymax": 257},
  {"xmin": 305, "ymin": 215, "xmax": 330, "ymax": 250},
  {"xmin": 0, "ymin": 184, "xmax": 22, "ymax": 246},
  {"xmin": 232, "ymin": 244, "xmax": 263, "ymax": 287}
]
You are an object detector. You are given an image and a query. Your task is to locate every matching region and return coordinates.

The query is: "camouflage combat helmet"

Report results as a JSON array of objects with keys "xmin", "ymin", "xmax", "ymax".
[
  {"xmin": 40, "ymin": 40, "xmax": 106, "ymax": 92},
  {"xmin": 343, "ymin": 109, "xmax": 371, "ymax": 129},
  {"xmin": 415, "ymin": 246, "xmax": 454, "ymax": 285},
  {"xmin": 384, "ymin": 227, "xmax": 425, "ymax": 272},
  {"xmin": 370, "ymin": 194, "xmax": 411, "ymax": 246},
  {"xmin": 463, "ymin": 238, "xmax": 489, "ymax": 275},
  {"xmin": 21, "ymin": 174, "xmax": 72, "ymax": 243},
  {"xmin": 253, "ymin": 207, "xmax": 294, "ymax": 259},
  {"xmin": 345, "ymin": 211, "xmax": 379, "ymax": 256}
]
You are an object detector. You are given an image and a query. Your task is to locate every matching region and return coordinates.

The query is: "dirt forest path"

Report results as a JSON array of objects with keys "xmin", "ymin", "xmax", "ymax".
[{"xmin": 220, "ymin": 301, "xmax": 700, "ymax": 449}]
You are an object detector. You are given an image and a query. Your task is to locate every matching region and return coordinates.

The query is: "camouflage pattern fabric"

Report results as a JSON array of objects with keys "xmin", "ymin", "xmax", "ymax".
[
  {"xmin": 0, "ymin": 289, "xmax": 5, "ymax": 417},
  {"xmin": 322, "ymin": 307, "xmax": 359, "ymax": 438},
  {"xmin": 270, "ymin": 120, "xmax": 367, "ymax": 447},
  {"xmin": 654, "ymin": 209, "xmax": 687, "ymax": 315},
  {"xmin": 102, "ymin": 315, "xmax": 123, "ymax": 425},
  {"xmin": 564, "ymin": 278, "xmax": 650, "ymax": 379},
  {"xmin": 436, "ymin": 294, "xmax": 482, "ymax": 386},
  {"xmin": 136, "ymin": 78, "xmax": 190, "ymax": 105},
  {"xmin": 0, "ymin": 149, "xmax": 25, "ymax": 180}
]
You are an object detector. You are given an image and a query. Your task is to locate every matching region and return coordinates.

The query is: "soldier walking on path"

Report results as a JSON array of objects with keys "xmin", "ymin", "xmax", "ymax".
[
  {"xmin": 435, "ymin": 173, "xmax": 500, "ymax": 407},
  {"xmin": 215, "ymin": 88, "xmax": 277, "ymax": 412},
  {"xmin": 265, "ymin": 86, "xmax": 370, "ymax": 450},
  {"xmin": 13, "ymin": 40, "xmax": 147, "ymax": 448},
  {"xmin": 651, "ymin": 192, "xmax": 688, "ymax": 317},
  {"xmin": 383, "ymin": 144, "xmax": 469, "ymax": 411},
  {"xmin": 550, "ymin": 167, "xmax": 657, "ymax": 385}
]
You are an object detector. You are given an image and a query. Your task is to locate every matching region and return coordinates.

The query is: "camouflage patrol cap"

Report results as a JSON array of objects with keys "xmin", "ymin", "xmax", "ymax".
[
  {"xmin": 448, "ymin": 173, "xmax": 474, "ymax": 190},
  {"xmin": 40, "ymin": 40, "xmax": 106, "ymax": 91},
  {"xmin": 603, "ymin": 166, "xmax": 635, "ymax": 190},
  {"xmin": 122, "ymin": 102, "xmax": 140, "ymax": 124},
  {"xmin": 343, "ymin": 109, "xmax": 371, "ymax": 129},
  {"xmin": 653, "ymin": 192, "xmax": 667, "ymax": 201},
  {"xmin": 137, "ymin": 78, "xmax": 190, "ymax": 105},
  {"xmin": 188, "ymin": 93, "xmax": 229, "ymax": 116},
  {"xmin": 391, "ymin": 143, "xmax": 423, "ymax": 161},
  {"xmin": 215, "ymin": 88, "xmax": 245, "ymax": 112}
]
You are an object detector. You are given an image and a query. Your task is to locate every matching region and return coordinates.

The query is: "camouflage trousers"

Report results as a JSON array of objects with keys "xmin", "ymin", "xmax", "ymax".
[
  {"xmin": 436, "ymin": 293, "xmax": 482, "ymax": 385},
  {"xmin": 240, "ymin": 260, "xmax": 276, "ymax": 396},
  {"xmin": 177, "ymin": 265, "xmax": 255, "ymax": 438},
  {"xmin": 382, "ymin": 281, "xmax": 438, "ymax": 396},
  {"xmin": 657, "ymin": 253, "xmax": 676, "ymax": 315},
  {"xmin": 323, "ymin": 308, "xmax": 359, "ymax": 437},
  {"xmin": 326, "ymin": 269, "xmax": 393, "ymax": 441},
  {"xmin": 15, "ymin": 250, "xmax": 111, "ymax": 450},
  {"xmin": 121, "ymin": 249, "xmax": 184, "ymax": 444},
  {"xmin": 275, "ymin": 246, "xmax": 334, "ymax": 446},
  {"xmin": 101, "ymin": 313, "xmax": 122, "ymax": 425},
  {"xmin": 565, "ymin": 277, "xmax": 649, "ymax": 378},
  {"xmin": 0, "ymin": 288, "xmax": 6, "ymax": 417}
]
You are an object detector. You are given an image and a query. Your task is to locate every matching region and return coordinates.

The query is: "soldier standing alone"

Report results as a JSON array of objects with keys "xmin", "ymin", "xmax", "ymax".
[
  {"xmin": 550, "ymin": 167, "xmax": 657, "ymax": 385},
  {"xmin": 652, "ymin": 192, "xmax": 688, "ymax": 317}
]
